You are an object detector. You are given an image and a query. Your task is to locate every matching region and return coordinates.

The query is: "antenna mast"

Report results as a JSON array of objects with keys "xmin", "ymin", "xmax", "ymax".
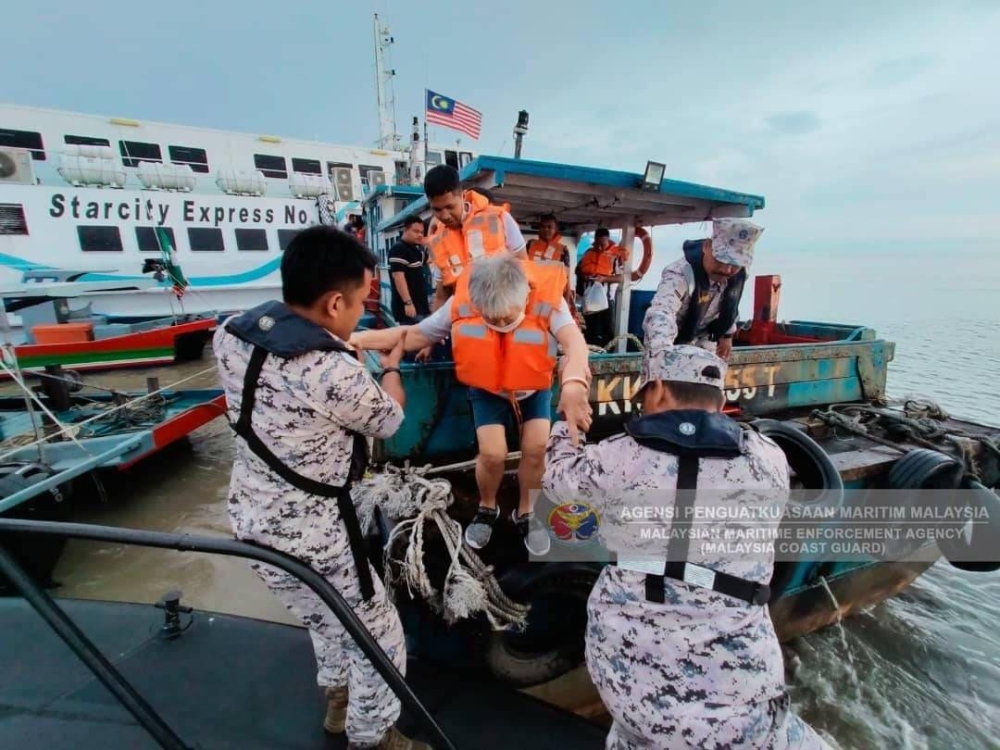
[{"xmin": 373, "ymin": 14, "xmax": 400, "ymax": 150}]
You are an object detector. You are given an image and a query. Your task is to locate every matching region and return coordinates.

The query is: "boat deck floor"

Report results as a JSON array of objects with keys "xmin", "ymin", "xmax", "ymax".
[{"xmin": 0, "ymin": 597, "xmax": 606, "ymax": 749}]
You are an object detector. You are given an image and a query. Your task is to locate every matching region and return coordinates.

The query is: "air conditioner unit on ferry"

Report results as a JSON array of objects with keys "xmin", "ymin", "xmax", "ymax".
[
  {"xmin": 368, "ymin": 171, "xmax": 387, "ymax": 188},
  {"xmin": 0, "ymin": 148, "xmax": 35, "ymax": 185},
  {"xmin": 332, "ymin": 167, "xmax": 355, "ymax": 201}
]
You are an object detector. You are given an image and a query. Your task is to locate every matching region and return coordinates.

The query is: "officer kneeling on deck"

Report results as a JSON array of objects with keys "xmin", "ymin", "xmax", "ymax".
[
  {"xmin": 214, "ymin": 226, "xmax": 426, "ymax": 750},
  {"xmin": 643, "ymin": 218, "xmax": 763, "ymax": 361},
  {"xmin": 543, "ymin": 345, "xmax": 830, "ymax": 749}
]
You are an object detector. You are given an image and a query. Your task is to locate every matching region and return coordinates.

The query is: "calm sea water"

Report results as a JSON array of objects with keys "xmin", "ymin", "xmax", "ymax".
[{"xmin": 48, "ymin": 246, "xmax": 1000, "ymax": 750}]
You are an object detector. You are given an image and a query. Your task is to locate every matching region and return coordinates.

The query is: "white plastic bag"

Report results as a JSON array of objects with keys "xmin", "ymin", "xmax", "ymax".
[{"xmin": 583, "ymin": 282, "xmax": 609, "ymax": 313}]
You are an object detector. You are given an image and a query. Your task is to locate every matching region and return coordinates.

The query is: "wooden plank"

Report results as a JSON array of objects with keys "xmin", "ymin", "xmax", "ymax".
[{"xmin": 828, "ymin": 445, "xmax": 901, "ymax": 482}]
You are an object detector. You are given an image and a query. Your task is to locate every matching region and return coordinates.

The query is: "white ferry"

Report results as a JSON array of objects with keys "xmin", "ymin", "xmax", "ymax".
[{"xmin": 0, "ymin": 16, "xmax": 475, "ymax": 320}]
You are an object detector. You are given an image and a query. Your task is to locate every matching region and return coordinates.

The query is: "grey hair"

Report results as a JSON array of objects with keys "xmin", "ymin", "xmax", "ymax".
[{"xmin": 468, "ymin": 254, "xmax": 529, "ymax": 318}]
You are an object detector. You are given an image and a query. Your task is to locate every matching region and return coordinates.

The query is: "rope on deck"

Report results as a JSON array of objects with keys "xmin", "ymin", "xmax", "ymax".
[
  {"xmin": 355, "ymin": 464, "xmax": 530, "ymax": 631},
  {"xmin": 812, "ymin": 397, "xmax": 1000, "ymax": 480}
]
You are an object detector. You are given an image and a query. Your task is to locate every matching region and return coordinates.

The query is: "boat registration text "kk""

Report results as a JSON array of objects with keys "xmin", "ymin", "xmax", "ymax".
[
  {"xmin": 587, "ymin": 364, "xmax": 783, "ymax": 416},
  {"xmin": 589, "ymin": 375, "xmax": 642, "ymax": 416}
]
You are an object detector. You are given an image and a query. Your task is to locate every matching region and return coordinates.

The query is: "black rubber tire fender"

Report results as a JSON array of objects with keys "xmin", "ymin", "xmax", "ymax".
[
  {"xmin": 750, "ymin": 420, "xmax": 844, "ymax": 599},
  {"xmin": 750, "ymin": 419, "xmax": 844, "ymax": 500},
  {"xmin": 886, "ymin": 447, "xmax": 963, "ymax": 490},
  {"xmin": 879, "ymin": 448, "xmax": 964, "ymax": 561},
  {"xmin": 485, "ymin": 564, "xmax": 600, "ymax": 688},
  {"xmin": 936, "ymin": 478, "xmax": 1000, "ymax": 573}
]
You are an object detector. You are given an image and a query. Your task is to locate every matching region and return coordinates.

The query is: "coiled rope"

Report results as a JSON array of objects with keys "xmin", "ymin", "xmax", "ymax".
[
  {"xmin": 355, "ymin": 464, "xmax": 530, "ymax": 631},
  {"xmin": 812, "ymin": 397, "xmax": 1000, "ymax": 480}
]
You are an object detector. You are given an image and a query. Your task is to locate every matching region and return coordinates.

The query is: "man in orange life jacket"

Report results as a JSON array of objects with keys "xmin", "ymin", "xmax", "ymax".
[
  {"xmin": 577, "ymin": 228, "xmax": 630, "ymax": 347},
  {"xmin": 643, "ymin": 218, "xmax": 763, "ymax": 361},
  {"xmin": 526, "ymin": 213, "xmax": 578, "ymax": 322},
  {"xmin": 350, "ymin": 254, "xmax": 592, "ymax": 554},
  {"xmin": 423, "ymin": 165, "xmax": 527, "ymax": 312}
]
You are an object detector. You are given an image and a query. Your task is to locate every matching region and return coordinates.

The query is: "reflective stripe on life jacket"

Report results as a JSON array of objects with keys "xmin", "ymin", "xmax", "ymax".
[
  {"xmin": 223, "ymin": 301, "xmax": 375, "ymax": 601},
  {"xmin": 427, "ymin": 190, "xmax": 508, "ymax": 287},
  {"xmin": 578, "ymin": 243, "xmax": 628, "ymax": 278},
  {"xmin": 676, "ymin": 240, "xmax": 747, "ymax": 344},
  {"xmin": 450, "ymin": 262, "xmax": 567, "ymax": 393},
  {"xmin": 527, "ymin": 236, "xmax": 567, "ymax": 263}
]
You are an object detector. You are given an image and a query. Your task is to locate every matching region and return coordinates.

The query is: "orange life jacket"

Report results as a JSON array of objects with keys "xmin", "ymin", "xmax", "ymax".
[
  {"xmin": 427, "ymin": 190, "xmax": 508, "ymax": 287},
  {"xmin": 578, "ymin": 243, "xmax": 628, "ymax": 278},
  {"xmin": 450, "ymin": 262, "xmax": 567, "ymax": 394},
  {"xmin": 526, "ymin": 236, "xmax": 568, "ymax": 264}
]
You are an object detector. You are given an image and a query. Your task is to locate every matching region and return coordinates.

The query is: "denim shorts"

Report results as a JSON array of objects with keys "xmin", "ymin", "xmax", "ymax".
[{"xmin": 467, "ymin": 387, "xmax": 553, "ymax": 429}]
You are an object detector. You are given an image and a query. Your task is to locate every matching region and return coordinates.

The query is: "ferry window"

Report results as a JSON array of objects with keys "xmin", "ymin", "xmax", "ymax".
[
  {"xmin": 235, "ymin": 228, "xmax": 269, "ymax": 251},
  {"xmin": 426, "ymin": 151, "xmax": 442, "ymax": 166},
  {"xmin": 444, "ymin": 150, "xmax": 459, "ymax": 169},
  {"xmin": 0, "ymin": 128, "xmax": 45, "ymax": 160},
  {"xmin": 277, "ymin": 228, "xmax": 299, "ymax": 251},
  {"xmin": 135, "ymin": 226, "xmax": 176, "ymax": 253},
  {"xmin": 327, "ymin": 161, "xmax": 352, "ymax": 173},
  {"xmin": 119, "ymin": 140, "xmax": 162, "ymax": 168},
  {"xmin": 168, "ymin": 145, "xmax": 209, "ymax": 174},
  {"xmin": 291, "ymin": 158, "xmax": 322, "ymax": 175},
  {"xmin": 77, "ymin": 226, "xmax": 123, "ymax": 252},
  {"xmin": 0, "ymin": 204, "xmax": 29, "ymax": 235},
  {"xmin": 459, "ymin": 151, "xmax": 473, "ymax": 168},
  {"xmin": 254, "ymin": 154, "xmax": 287, "ymax": 179},
  {"xmin": 65, "ymin": 134, "xmax": 111, "ymax": 147},
  {"xmin": 188, "ymin": 227, "xmax": 225, "ymax": 252}
]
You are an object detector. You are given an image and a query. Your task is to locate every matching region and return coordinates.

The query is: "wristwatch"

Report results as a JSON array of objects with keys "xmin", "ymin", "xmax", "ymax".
[{"xmin": 380, "ymin": 367, "xmax": 402, "ymax": 378}]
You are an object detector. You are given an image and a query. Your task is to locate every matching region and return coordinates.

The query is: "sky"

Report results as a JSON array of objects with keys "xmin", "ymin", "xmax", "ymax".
[{"xmin": 4, "ymin": 0, "xmax": 999, "ymax": 269}]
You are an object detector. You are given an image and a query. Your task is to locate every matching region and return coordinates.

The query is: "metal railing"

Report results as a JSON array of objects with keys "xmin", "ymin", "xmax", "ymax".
[{"xmin": 0, "ymin": 518, "xmax": 455, "ymax": 750}]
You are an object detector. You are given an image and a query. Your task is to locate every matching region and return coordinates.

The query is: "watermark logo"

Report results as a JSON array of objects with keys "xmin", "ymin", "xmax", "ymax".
[{"xmin": 547, "ymin": 502, "xmax": 600, "ymax": 544}]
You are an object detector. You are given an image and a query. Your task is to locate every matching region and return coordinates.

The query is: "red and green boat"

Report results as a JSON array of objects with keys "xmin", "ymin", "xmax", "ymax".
[{"xmin": 1, "ymin": 280, "xmax": 215, "ymax": 375}]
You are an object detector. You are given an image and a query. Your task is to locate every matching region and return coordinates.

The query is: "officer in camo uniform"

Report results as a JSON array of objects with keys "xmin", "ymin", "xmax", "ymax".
[
  {"xmin": 542, "ymin": 345, "xmax": 830, "ymax": 749},
  {"xmin": 643, "ymin": 218, "xmax": 763, "ymax": 361},
  {"xmin": 214, "ymin": 226, "xmax": 426, "ymax": 750}
]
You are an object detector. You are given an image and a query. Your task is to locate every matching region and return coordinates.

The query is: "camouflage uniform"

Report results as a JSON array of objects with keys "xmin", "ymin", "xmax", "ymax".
[
  {"xmin": 643, "ymin": 218, "xmax": 764, "ymax": 356},
  {"xmin": 542, "ymin": 346, "xmax": 829, "ymax": 749},
  {"xmin": 214, "ymin": 324, "xmax": 406, "ymax": 748}
]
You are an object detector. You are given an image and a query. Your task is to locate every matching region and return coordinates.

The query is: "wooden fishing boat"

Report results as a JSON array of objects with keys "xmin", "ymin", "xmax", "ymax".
[
  {"xmin": 0, "ymin": 281, "xmax": 226, "ymax": 590},
  {"xmin": 0, "ymin": 382, "xmax": 226, "ymax": 591},
  {"xmin": 361, "ymin": 155, "xmax": 1000, "ymax": 688},
  {"xmin": 2, "ymin": 279, "xmax": 215, "ymax": 375}
]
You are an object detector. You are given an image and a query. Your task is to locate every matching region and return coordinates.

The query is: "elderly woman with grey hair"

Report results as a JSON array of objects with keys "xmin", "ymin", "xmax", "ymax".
[{"xmin": 351, "ymin": 254, "xmax": 592, "ymax": 554}]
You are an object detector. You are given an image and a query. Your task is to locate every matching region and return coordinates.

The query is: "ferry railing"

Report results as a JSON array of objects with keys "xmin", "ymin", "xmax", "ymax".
[{"xmin": 0, "ymin": 518, "xmax": 457, "ymax": 750}]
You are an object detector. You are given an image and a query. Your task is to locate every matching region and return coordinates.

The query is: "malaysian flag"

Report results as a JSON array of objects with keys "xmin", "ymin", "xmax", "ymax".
[{"xmin": 426, "ymin": 90, "xmax": 482, "ymax": 140}]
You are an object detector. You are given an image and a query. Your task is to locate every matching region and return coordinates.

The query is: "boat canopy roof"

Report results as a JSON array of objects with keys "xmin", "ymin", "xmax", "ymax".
[
  {"xmin": 0, "ymin": 280, "xmax": 158, "ymax": 313},
  {"xmin": 361, "ymin": 184, "xmax": 425, "ymax": 207},
  {"xmin": 376, "ymin": 156, "xmax": 765, "ymax": 234}
]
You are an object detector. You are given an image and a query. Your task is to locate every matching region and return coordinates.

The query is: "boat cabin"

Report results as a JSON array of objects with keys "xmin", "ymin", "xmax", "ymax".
[{"xmin": 371, "ymin": 156, "xmax": 895, "ymax": 464}]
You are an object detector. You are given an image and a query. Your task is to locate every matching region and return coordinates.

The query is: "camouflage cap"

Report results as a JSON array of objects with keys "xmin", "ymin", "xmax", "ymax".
[
  {"xmin": 711, "ymin": 218, "xmax": 764, "ymax": 267},
  {"xmin": 635, "ymin": 344, "xmax": 727, "ymax": 397}
]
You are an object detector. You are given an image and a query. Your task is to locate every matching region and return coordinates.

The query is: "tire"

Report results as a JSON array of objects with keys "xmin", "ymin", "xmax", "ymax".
[
  {"xmin": 750, "ymin": 420, "xmax": 844, "ymax": 599},
  {"xmin": 936, "ymin": 478, "xmax": 1000, "ymax": 573},
  {"xmin": 886, "ymin": 448, "xmax": 962, "ymax": 490},
  {"xmin": 485, "ymin": 564, "xmax": 599, "ymax": 687},
  {"xmin": 750, "ymin": 419, "xmax": 844, "ymax": 500},
  {"xmin": 880, "ymin": 449, "xmax": 964, "ymax": 561}
]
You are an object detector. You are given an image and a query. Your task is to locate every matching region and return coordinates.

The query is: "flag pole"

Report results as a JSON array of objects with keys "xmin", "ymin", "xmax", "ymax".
[{"xmin": 423, "ymin": 89, "xmax": 429, "ymax": 176}]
